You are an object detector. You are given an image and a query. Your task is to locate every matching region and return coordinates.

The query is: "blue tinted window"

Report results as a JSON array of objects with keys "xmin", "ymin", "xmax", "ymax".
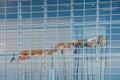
[
  {"xmin": 47, "ymin": 5, "xmax": 57, "ymax": 11},
  {"xmin": 73, "ymin": 17, "xmax": 83, "ymax": 23},
  {"xmin": 32, "ymin": 0, "xmax": 44, "ymax": 5},
  {"xmin": 85, "ymin": 10, "xmax": 96, "ymax": 15},
  {"xmin": 22, "ymin": 13, "xmax": 31, "ymax": 18},
  {"xmin": 0, "ymin": 15, "xmax": 5, "ymax": 19},
  {"xmin": 73, "ymin": 0, "xmax": 84, "ymax": 3},
  {"xmin": 6, "ymin": 8, "xmax": 18, "ymax": 13},
  {"xmin": 112, "ymin": 8, "xmax": 120, "ymax": 14},
  {"xmin": 59, "ymin": 0, "xmax": 71, "ymax": 4},
  {"xmin": 85, "ymin": 3, "xmax": 96, "ymax": 9},
  {"xmin": 47, "ymin": 12, "xmax": 57, "ymax": 17},
  {"xmin": 73, "ymin": 4, "xmax": 83, "ymax": 10},
  {"xmin": 99, "ymin": 15, "xmax": 110, "ymax": 21},
  {"xmin": 0, "ymin": 2, "xmax": 5, "ymax": 7},
  {"xmin": 47, "ymin": 0, "xmax": 57, "ymax": 4},
  {"xmin": 112, "ymin": 28, "xmax": 120, "ymax": 34},
  {"xmin": 58, "ymin": 11, "xmax": 70, "ymax": 17},
  {"xmin": 85, "ymin": 16, "xmax": 96, "ymax": 22},
  {"xmin": 32, "ymin": 6, "xmax": 44, "ymax": 12},
  {"xmin": 0, "ymin": 8, "xmax": 5, "ymax": 13},
  {"xmin": 6, "ymin": 1, "xmax": 18, "ymax": 7},
  {"xmin": 99, "ymin": 3, "xmax": 110, "ymax": 8},
  {"xmin": 32, "ymin": 13, "xmax": 44, "ymax": 18},
  {"xmin": 85, "ymin": 0, "xmax": 96, "ymax": 2},
  {"xmin": 21, "ymin": 1, "xmax": 30, "ymax": 6},
  {"xmin": 59, "ymin": 5, "xmax": 70, "ymax": 11},
  {"xmin": 100, "ymin": 0, "xmax": 110, "ymax": 1},
  {"xmin": 6, "ymin": 14, "xmax": 18, "ymax": 19},
  {"xmin": 21, "ymin": 7, "xmax": 30, "ymax": 12},
  {"xmin": 112, "ymin": 2, "xmax": 120, "ymax": 8},
  {"xmin": 73, "ymin": 10, "xmax": 83, "ymax": 16},
  {"xmin": 99, "ymin": 9, "xmax": 110, "ymax": 15},
  {"xmin": 112, "ymin": 15, "xmax": 120, "ymax": 20}
]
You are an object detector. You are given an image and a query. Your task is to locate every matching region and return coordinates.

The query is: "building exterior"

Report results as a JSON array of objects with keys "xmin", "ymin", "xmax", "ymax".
[{"xmin": 0, "ymin": 0, "xmax": 120, "ymax": 80}]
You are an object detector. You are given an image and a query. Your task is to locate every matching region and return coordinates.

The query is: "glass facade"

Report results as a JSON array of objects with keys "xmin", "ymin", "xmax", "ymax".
[{"xmin": 0, "ymin": 0, "xmax": 120, "ymax": 80}]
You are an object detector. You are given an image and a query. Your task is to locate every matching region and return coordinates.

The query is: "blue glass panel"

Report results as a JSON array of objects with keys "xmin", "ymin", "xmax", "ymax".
[
  {"xmin": 6, "ymin": 14, "xmax": 18, "ymax": 19},
  {"xmin": 112, "ymin": 8, "xmax": 120, "ymax": 14},
  {"xmin": 21, "ymin": 1, "xmax": 30, "ymax": 6},
  {"xmin": 99, "ymin": 15, "xmax": 110, "ymax": 21},
  {"xmin": 111, "ymin": 48, "xmax": 120, "ymax": 53},
  {"xmin": 85, "ymin": 3, "xmax": 96, "ymax": 9},
  {"xmin": 47, "ymin": 12, "xmax": 57, "ymax": 17},
  {"xmin": 21, "ymin": 7, "xmax": 30, "ymax": 12},
  {"xmin": 32, "ymin": 13, "xmax": 44, "ymax": 18},
  {"xmin": 58, "ymin": 5, "xmax": 71, "ymax": 11},
  {"xmin": 112, "ymin": 15, "xmax": 120, "ymax": 20},
  {"xmin": 99, "ymin": 3, "xmax": 110, "ymax": 8},
  {"xmin": 6, "ymin": 8, "xmax": 18, "ymax": 13},
  {"xmin": 99, "ymin": 0, "xmax": 110, "ymax": 1},
  {"xmin": 59, "ymin": 0, "xmax": 71, "ymax": 4},
  {"xmin": 0, "ymin": 2, "xmax": 5, "ymax": 7},
  {"xmin": 73, "ymin": 10, "xmax": 83, "ymax": 16},
  {"xmin": 32, "ymin": 0, "xmax": 44, "ymax": 5},
  {"xmin": 85, "ymin": 10, "xmax": 96, "ymax": 15},
  {"xmin": 112, "ymin": 23, "xmax": 120, "ymax": 28},
  {"xmin": 85, "ymin": 16, "xmax": 96, "ymax": 22},
  {"xmin": 47, "ymin": 0, "xmax": 57, "ymax": 4},
  {"xmin": 112, "ymin": 35, "xmax": 120, "ymax": 40},
  {"xmin": 73, "ymin": 4, "xmax": 83, "ymax": 10},
  {"xmin": 112, "ymin": 2, "xmax": 120, "ymax": 8},
  {"xmin": 85, "ymin": 0, "xmax": 96, "ymax": 2},
  {"xmin": 99, "ymin": 9, "xmax": 110, "ymax": 15},
  {"xmin": 73, "ymin": 0, "xmax": 84, "ymax": 3},
  {"xmin": 32, "ymin": 6, "xmax": 44, "ymax": 12},
  {"xmin": 112, "ymin": 28, "xmax": 120, "ymax": 34},
  {"xmin": 47, "ymin": 5, "xmax": 57, "ymax": 11},
  {"xmin": 58, "ymin": 11, "xmax": 70, "ymax": 17},
  {"xmin": 73, "ymin": 17, "xmax": 83, "ymax": 23},
  {"xmin": 0, "ymin": 8, "xmax": 5, "ymax": 13},
  {"xmin": 22, "ymin": 13, "xmax": 31, "ymax": 18},
  {"xmin": 6, "ymin": 1, "xmax": 18, "ymax": 7},
  {"xmin": 0, "ymin": 15, "xmax": 5, "ymax": 19}
]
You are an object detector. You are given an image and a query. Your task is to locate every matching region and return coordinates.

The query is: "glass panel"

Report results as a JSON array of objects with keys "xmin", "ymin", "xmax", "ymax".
[
  {"xmin": 21, "ymin": 1, "xmax": 31, "ymax": 6},
  {"xmin": 73, "ymin": 10, "xmax": 83, "ymax": 16},
  {"xmin": 112, "ymin": 2, "xmax": 120, "ymax": 8},
  {"xmin": 85, "ymin": 16, "xmax": 96, "ymax": 22},
  {"xmin": 0, "ymin": 2, "xmax": 5, "ymax": 7},
  {"xmin": 32, "ymin": 0, "xmax": 44, "ymax": 5},
  {"xmin": 85, "ymin": 10, "xmax": 96, "ymax": 15},
  {"xmin": 22, "ymin": 13, "xmax": 31, "ymax": 18},
  {"xmin": 0, "ymin": 8, "xmax": 5, "ymax": 13},
  {"xmin": 73, "ymin": 17, "xmax": 83, "ymax": 23},
  {"xmin": 47, "ymin": 0, "xmax": 57, "ymax": 5},
  {"xmin": 47, "ymin": 12, "xmax": 57, "ymax": 17},
  {"xmin": 112, "ymin": 23, "xmax": 120, "ymax": 28},
  {"xmin": 47, "ymin": 5, "xmax": 57, "ymax": 11},
  {"xmin": 6, "ymin": 14, "xmax": 18, "ymax": 19},
  {"xmin": 99, "ymin": 3, "xmax": 110, "ymax": 8},
  {"xmin": 112, "ymin": 28, "xmax": 120, "ymax": 34},
  {"xmin": 6, "ymin": 8, "xmax": 18, "ymax": 13},
  {"xmin": 112, "ymin": 8, "xmax": 120, "ymax": 14},
  {"xmin": 73, "ymin": 0, "xmax": 84, "ymax": 3},
  {"xmin": 58, "ymin": 0, "xmax": 71, "ymax": 4},
  {"xmin": 99, "ymin": 15, "xmax": 110, "ymax": 21},
  {"xmin": 58, "ymin": 17, "xmax": 71, "ymax": 24},
  {"xmin": 99, "ymin": 8, "xmax": 110, "ymax": 15},
  {"xmin": 111, "ymin": 48, "xmax": 120, "ymax": 53},
  {"xmin": 85, "ymin": 3, "xmax": 96, "ymax": 9},
  {"xmin": 32, "ymin": 6, "xmax": 44, "ymax": 12},
  {"xmin": 58, "ymin": 5, "xmax": 70, "ymax": 11},
  {"xmin": 21, "ymin": 7, "xmax": 30, "ymax": 12},
  {"xmin": 85, "ymin": 0, "xmax": 96, "ymax": 2},
  {"xmin": 73, "ymin": 4, "xmax": 83, "ymax": 10},
  {"xmin": 6, "ymin": 1, "xmax": 18, "ymax": 7},
  {"xmin": 99, "ymin": 0, "xmax": 110, "ymax": 1},
  {"xmin": 112, "ymin": 15, "xmax": 120, "ymax": 20},
  {"xmin": 58, "ymin": 11, "xmax": 70, "ymax": 17},
  {"xmin": 112, "ymin": 35, "xmax": 120, "ymax": 40},
  {"xmin": 0, "ymin": 15, "xmax": 5, "ymax": 19},
  {"xmin": 32, "ymin": 13, "xmax": 44, "ymax": 18}
]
